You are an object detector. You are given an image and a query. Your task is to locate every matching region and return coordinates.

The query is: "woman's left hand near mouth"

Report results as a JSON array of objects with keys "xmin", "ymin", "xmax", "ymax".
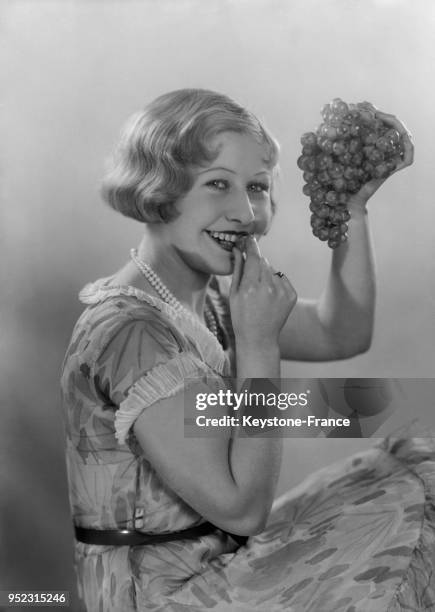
[{"xmin": 229, "ymin": 236, "xmax": 297, "ymax": 348}]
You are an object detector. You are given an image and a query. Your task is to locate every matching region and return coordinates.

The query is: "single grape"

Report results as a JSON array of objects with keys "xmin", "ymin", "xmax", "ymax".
[
  {"xmin": 321, "ymin": 104, "xmax": 332, "ymax": 119},
  {"xmin": 368, "ymin": 149, "xmax": 384, "ymax": 163},
  {"xmin": 362, "ymin": 160, "xmax": 375, "ymax": 174},
  {"xmin": 338, "ymin": 152, "xmax": 352, "ymax": 166},
  {"xmin": 302, "ymin": 145, "xmax": 316, "ymax": 156},
  {"xmin": 329, "ymin": 226, "xmax": 341, "ymax": 240},
  {"xmin": 326, "ymin": 126, "xmax": 338, "ymax": 139},
  {"xmin": 349, "ymin": 138, "xmax": 362, "ymax": 154},
  {"xmin": 310, "ymin": 214, "xmax": 325, "ymax": 229},
  {"xmin": 363, "ymin": 145, "xmax": 376, "ymax": 158},
  {"xmin": 336, "ymin": 124, "xmax": 350, "ymax": 138},
  {"xmin": 300, "ymin": 132, "xmax": 318, "ymax": 147},
  {"xmin": 340, "ymin": 207, "xmax": 351, "ymax": 221},
  {"xmin": 297, "ymin": 155, "xmax": 307, "ymax": 170},
  {"xmin": 318, "ymin": 124, "xmax": 330, "ymax": 138},
  {"xmin": 329, "ymin": 163, "xmax": 344, "ymax": 178},
  {"xmin": 375, "ymin": 136, "xmax": 391, "ymax": 152},
  {"xmin": 329, "ymin": 209, "xmax": 342, "ymax": 223},
  {"xmin": 304, "ymin": 157, "xmax": 317, "ymax": 172},
  {"xmin": 346, "ymin": 179, "xmax": 360, "ymax": 193},
  {"xmin": 325, "ymin": 190, "xmax": 338, "ymax": 205},
  {"xmin": 332, "ymin": 141, "xmax": 346, "ymax": 155},
  {"xmin": 317, "ymin": 170, "xmax": 331, "ymax": 184},
  {"xmin": 332, "ymin": 177, "xmax": 346, "ymax": 192},
  {"xmin": 354, "ymin": 167, "xmax": 365, "ymax": 181},
  {"xmin": 310, "ymin": 178, "xmax": 322, "ymax": 191},
  {"xmin": 318, "ymin": 137, "xmax": 334, "ymax": 153},
  {"xmin": 312, "ymin": 189, "xmax": 326, "ymax": 204},
  {"xmin": 331, "ymin": 98, "xmax": 349, "ymax": 115},
  {"xmin": 303, "ymin": 170, "xmax": 315, "ymax": 183},
  {"xmin": 343, "ymin": 166, "xmax": 355, "ymax": 180},
  {"xmin": 332, "ymin": 207, "xmax": 346, "ymax": 222},
  {"xmin": 317, "ymin": 205, "xmax": 331, "ymax": 219},
  {"xmin": 373, "ymin": 162, "xmax": 389, "ymax": 178},
  {"xmin": 363, "ymin": 132, "xmax": 378, "ymax": 146},
  {"xmin": 338, "ymin": 193, "xmax": 350, "ymax": 207},
  {"xmin": 329, "ymin": 116, "xmax": 342, "ymax": 128},
  {"xmin": 357, "ymin": 105, "xmax": 376, "ymax": 124},
  {"xmin": 328, "ymin": 238, "xmax": 341, "ymax": 249},
  {"xmin": 349, "ymin": 124, "xmax": 361, "ymax": 137},
  {"xmin": 318, "ymin": 227, "xmax": 330, "ymax": 241},
  {"xmin": 317, "ymin": 153, "xmax": 333, "ymax": 170},
  {"xmin": 351, "ymin": 152, "xmax": 364, "ymax": 167}
]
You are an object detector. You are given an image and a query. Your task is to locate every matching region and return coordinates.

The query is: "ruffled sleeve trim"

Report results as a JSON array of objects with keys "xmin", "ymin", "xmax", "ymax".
[{"xmin": 115, "ymin": 352, "xmax": 220, "ymax": 445}]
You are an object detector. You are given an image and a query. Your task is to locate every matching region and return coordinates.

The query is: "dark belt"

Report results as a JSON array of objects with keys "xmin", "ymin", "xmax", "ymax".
[{"xmin": 74, "ymin": 522, "xmax": 248, "ymax": 547}]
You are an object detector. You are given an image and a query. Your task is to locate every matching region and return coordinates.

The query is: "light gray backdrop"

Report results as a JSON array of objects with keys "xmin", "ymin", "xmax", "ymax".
[{"xmin": 1, "ymin": 1, "xmax": 434, "ymax": 609}]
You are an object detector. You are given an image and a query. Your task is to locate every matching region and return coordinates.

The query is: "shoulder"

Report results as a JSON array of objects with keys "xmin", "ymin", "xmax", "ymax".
[{"xmin": 64, "ymin": 279, "xmax": 189, "ymax": 376}]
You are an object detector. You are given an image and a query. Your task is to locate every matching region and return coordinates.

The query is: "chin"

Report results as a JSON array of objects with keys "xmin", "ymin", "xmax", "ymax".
[
  {"xmin": 183, "ymin": 248, "xmax": 234, "ymax": 276},
  {"xmin": 200, "ymin": 258, "xmax": 234, "ymax": 276}
]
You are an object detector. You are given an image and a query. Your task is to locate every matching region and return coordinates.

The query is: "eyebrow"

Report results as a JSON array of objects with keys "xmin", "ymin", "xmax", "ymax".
[{"xmin": 197, "ymin": 166, "xmax": 270, "ymax": 177}]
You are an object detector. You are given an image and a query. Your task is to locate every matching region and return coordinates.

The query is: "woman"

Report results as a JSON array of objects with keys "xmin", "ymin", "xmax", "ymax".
[{"xmin": 61, "ymin": 89, "xmax": 414, "ymax": 611}]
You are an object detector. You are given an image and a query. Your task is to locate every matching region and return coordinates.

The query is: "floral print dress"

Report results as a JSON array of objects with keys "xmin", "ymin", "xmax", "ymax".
[{"xmin": 61, "ymin": 276, "xmax": 435, "ymax": 612}]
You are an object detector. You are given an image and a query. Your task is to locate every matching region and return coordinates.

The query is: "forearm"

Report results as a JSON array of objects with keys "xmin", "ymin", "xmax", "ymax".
[
  {"xmin": 226, "ymin": 343, "xmax": 283, "ymax": 531},
  {"xmin": 318, "ymin": 204, "xmax": 376, "ymax": 355}
]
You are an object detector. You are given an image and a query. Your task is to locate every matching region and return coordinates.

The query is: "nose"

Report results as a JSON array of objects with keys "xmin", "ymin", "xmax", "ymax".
[{"xmin": 225, "ymin": 190, "xmax": 256, "ymax": 226}]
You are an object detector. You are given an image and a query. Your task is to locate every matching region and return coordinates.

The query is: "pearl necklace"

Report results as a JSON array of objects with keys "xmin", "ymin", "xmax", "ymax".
[{"xmin": 130, "ymin": 248, "xmax": 219, "ymax": 340}]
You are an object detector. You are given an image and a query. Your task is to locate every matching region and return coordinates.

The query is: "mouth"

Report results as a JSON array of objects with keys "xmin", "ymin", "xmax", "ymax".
[{"xmin": 205, "ymin": 230, "xmax": 249, "ymax": 252}]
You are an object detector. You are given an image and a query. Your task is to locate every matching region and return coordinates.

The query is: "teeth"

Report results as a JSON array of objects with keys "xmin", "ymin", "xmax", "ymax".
[{"xmin": 208, "ymin": 231, "xmax": 245, "ymax": 242}]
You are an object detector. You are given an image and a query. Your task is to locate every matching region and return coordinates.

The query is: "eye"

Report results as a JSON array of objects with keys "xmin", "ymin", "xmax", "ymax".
[
  {"xmin": 248, "ymin": 182, "xmax": 270, "ymax": 194},
  {"xmin": 206, "ymin": 179, "xmax": 229, "ymax": 191}
]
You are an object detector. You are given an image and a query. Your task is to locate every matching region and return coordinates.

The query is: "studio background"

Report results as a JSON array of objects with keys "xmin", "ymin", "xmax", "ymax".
[{"xmin": 1, "ymin": 1, "xmax": 434, "ymax": 608}]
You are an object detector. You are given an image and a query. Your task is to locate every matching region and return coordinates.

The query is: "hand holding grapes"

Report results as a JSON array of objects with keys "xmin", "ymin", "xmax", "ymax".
[
  {"xmin": 348, "ymin": 103, "xmax": 414, "ymax": 208},
  {"xmin": 298, "ymin": 98, "xmax": 414, "ymax": 248}
]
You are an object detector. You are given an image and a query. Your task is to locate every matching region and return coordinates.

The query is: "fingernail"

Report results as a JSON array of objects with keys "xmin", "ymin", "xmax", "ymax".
[{"xmin": 235, "ymin": 235, "xmax": 248, "ymax": 252}]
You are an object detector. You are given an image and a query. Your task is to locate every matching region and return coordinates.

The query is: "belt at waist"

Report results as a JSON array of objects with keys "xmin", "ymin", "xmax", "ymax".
[{"xmin": 74, "ymin": 522, "xmax": 248, "ymax": 547}]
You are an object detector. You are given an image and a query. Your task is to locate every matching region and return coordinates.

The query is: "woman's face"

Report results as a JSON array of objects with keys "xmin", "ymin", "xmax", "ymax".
[{"xmin": 162, "ymin": 131, "xmax": 275, "ymax": 276}]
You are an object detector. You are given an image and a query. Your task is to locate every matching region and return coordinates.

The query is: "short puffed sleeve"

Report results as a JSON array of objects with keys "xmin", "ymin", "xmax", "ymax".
[{"xmin": 93, "ymin": 310, "xmax": 219, "ymax": 445}]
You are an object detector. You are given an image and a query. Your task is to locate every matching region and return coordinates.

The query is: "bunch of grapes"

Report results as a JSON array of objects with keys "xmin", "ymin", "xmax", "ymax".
[{"xmin": 297, "ymin": 98, "xmax": 405, "ymax": 249}]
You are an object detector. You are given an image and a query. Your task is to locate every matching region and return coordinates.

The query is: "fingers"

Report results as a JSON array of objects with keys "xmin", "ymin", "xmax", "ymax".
[
  {"xmin": 230, "ymin": 246, "xmax": 244, "ymax": 294},
  {"xmin": 232, "ymin": 236, "xmax": 296, "ymax": 305},
  {"xmin": 246, "ymin": 235, "xmax": 262, "ymax": 258},
  {"xmin": 270, "ymin": 268, "xmax": 294, "ymax": 293},
  {"xmin": 379, "ymin": 111, "xmax": 414, "ymax": 171},
  {"xmin": 363, "ymin": 104, "xmax": 414, "ymax": 170},
  {"xmin": 240, "ymin": 236, "xmax": 263, "ymax": 284}
]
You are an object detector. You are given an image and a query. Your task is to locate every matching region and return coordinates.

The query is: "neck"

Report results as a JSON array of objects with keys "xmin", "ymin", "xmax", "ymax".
[{"xmin": 136, "ymin": 231, "xmax": 211, "ymax": 317}]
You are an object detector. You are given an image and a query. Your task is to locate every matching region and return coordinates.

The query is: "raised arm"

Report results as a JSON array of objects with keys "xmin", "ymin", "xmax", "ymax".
[{"xmin": 279, "ymin": 107, "xmax": 414, "ymax": 361}]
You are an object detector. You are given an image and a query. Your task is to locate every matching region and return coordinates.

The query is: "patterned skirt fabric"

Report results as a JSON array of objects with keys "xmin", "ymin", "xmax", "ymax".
[{"xmin": 74, "ymin": 435, "xmax": 435, "ymax": 612}]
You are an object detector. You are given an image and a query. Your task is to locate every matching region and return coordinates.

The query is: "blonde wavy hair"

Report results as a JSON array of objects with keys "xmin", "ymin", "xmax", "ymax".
[{"xmin": 101, "ymin": 89, "xmax": 280, "ymax": 223}]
